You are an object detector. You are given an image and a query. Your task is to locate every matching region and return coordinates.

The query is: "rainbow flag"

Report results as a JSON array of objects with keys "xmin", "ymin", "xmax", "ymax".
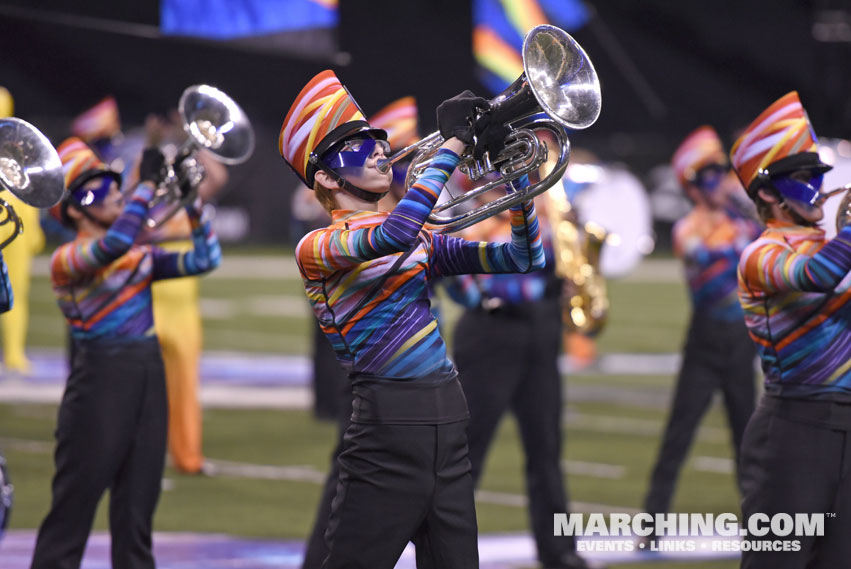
[{"xmin": 474, "ymin": 0, "xmax": 589, "ymax": 94}]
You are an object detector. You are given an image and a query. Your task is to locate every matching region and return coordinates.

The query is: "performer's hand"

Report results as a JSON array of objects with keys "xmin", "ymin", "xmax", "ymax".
[
  {"xmin": 437, "ymin": 90, "xmax": 489, "ymax": 145},
  {"xmin": 174, "ymin": 152, "xmax": 206, "ymax": 198},
  {"xmin": 138, "ymin": 147, "xmax": 166, "ymax": 186},
  {"xmin": 472, "ymin": 113, "xmax": 511, "ymax": 162}
]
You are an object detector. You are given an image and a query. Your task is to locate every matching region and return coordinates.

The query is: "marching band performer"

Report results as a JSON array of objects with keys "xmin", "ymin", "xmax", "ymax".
[
  {"xmin": 30, "ymin": 138, "xmax": 221, "ymax": 569},
  {"xmin": 732, "ymin": 92, "xmax": 851, "ymax": 569},
  {"xmin": 299, "ymin": 95, "xmax": 421, "ymax": 569},
  {"xmin": 280, "ymin": 70, "xmax": 543, "ymax": 568},
  {"xmin": 73, "ymin": 99, "xmax": 228, "ymax": 474},
  {"xmin": 642, "ymin": 127, "xmax": 760, "ymax": 532}
]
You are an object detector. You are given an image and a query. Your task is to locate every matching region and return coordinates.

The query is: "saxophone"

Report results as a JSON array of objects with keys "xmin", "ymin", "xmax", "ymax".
[{"xmin": 544, "ymin": 161, "xmax": 609, "ymax": 337}]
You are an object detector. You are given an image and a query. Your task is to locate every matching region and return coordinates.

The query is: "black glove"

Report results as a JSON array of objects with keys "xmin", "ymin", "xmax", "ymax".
[
  {"xmin": 138, "ymin": 147, "xmax": 166, "ymax": 186},
  {"xmin": 436, "ymin": 90, "xmax": 489, "ymax": 145},
  {"xmin": 472, "ymin": 113, "xmax": 511, "ymax": 162},
  {"xmin": 175, "ymin": 155, "xmax": 205, "ymax": 198}
]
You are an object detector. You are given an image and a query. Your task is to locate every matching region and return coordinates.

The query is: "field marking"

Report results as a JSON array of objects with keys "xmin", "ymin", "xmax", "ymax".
[
  {"xmin": 693, "ymin": 456, "xmax": 735, "ymax": 474},
  {"xmin": 564, "ymin": 412, "xmax": 730, "ymax": 444},
  {"xmin": 200, "ymin": 296, "xmax": 311, "ymax": 319},
  {"xmin": 563, "ymin": 459, "xmax": 626, "ymax": 480},
  {"xmin": 202, "ymin": 459, "xmax": 637, "ymax": 514}
]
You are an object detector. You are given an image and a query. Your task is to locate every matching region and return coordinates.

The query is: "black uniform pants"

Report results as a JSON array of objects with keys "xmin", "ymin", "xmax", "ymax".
[
  {"xmin": 306, "ymin": 376, "xmax": 478, "ymax": 569},
  {"xmin": 30, "ymin": 338, "xmax": 167, "ymax": 569},
  {"xmin": 739, "ymin": 396, "xmax": 851, "ymax": 569},
  {"xmin": 322, "ymin": 419, "xmax": 478, "ymax": 569},
  {"xmin": 452, "ymin": 299, "xmax": 574, "ymax": 566},
  {"xmin": 644, "ymin": 314, "xmax": 756, "ymax": 516}
]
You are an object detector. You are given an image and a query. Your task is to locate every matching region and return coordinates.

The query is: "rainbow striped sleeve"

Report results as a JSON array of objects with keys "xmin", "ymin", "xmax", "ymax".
[
  {"xmin": 740, "ymin": 226, "xmax": 851, "ymax": 294},
  {"xmin": 0, "ymin": 251, "xmax": 12, "ymax": 312},
  {"xmin": 151, "ymin": 204, "xmax": 222, "ymax": 279},
  {"xmin": 428, "ymin": 175, "xmax": 546, "ymax": 276},
  {"xmin": 50, "ymin": 183, "xmax": 154, "ymax": 285},
  {"xmin": 297, "ymin": 148, "xmax": 461, "ymax": 276}
]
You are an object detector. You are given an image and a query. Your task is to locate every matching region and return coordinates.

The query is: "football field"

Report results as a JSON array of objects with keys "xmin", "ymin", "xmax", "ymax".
[{"xmin": 0, "ymin": 249, "xmax": 746, "ymax": 569}]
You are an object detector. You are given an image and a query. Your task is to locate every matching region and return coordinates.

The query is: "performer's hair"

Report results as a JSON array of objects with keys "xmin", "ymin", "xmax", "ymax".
[{"xmin": 313, "ymin": 181, "xmax": 338, "ymax": 215}]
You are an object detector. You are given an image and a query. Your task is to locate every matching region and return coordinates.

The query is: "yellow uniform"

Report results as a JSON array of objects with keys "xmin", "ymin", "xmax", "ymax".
[
  {"xmin": 1, "ymin": 193, "xmax": 44, "ymax": 373},
  {"xmin": 146, "ymin": 210, "xmax": 204, "ymax": 473}
]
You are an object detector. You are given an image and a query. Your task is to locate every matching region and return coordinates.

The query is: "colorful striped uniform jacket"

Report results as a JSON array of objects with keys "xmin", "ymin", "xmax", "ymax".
[
  {"xmin": 674, "ymin": 205, "xmax": 761, "ymax": 321},
  {"xmin": 738, "ymin": 221, "xmax": 851, "ymax": 400},
  {"xmin": 51, "ymin": 183, "xmax": 221, "ymax": 341},
  {"xmin": 295, "ymin": 148, "xmax": 545, "ymax": 381}
]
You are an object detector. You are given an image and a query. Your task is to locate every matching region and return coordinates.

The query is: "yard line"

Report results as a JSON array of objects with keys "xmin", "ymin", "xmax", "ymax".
[
  {"xmin": 562, "ymin": 459, "xmax": 626, "ymax": 480},
  {"xmin": 204, "ymin": 458, "xmax": 326, "ymax": 483},
  {"xmin": 201, "ymin": 458, "xmax": 639, "ymax": 514},
  {"xmin": 693, "ymin": 456, "xmax": 735, "ymax": 474},
  {"xmin": 564, "ymin": 412, "xmax": 730, "ymax": 444},
  {"xmin": 0, "ymin": 436, "xmax": 53, "ymax": 453},
  {"xmin": 474, "ymin": 490, "xmax": 640, "ymax": 514}
]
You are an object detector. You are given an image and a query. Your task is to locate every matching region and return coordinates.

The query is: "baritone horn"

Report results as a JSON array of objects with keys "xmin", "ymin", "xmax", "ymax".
[
  {"xmin": 0, "ymin": 118, "xmax": 64, "ymax": 249},
  {"xmin": 377, "ymin": 24, "xmax": 602, "ymax": 233},
  {"xmin": 145, "ymin": 84, "xmax": 254, "ymax": 228}
]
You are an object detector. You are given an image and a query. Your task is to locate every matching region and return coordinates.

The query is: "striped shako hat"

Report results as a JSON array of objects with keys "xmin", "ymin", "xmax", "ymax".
[
  {"xmin": 278, "ymin": 70, "xmax": 385, "ymax": 187},
  {"xmin": 730, "ymin": 91, "xmax": 827, "ymax": 193},
  {"xmin": 671, "ymin": 126, "xmax": 726, "ymax": 187},
  {"xmin": 71, "ymin": 96, "xmax": 121, "ymax": 143},
  {"xmin": 369, "ymin": 96, "xmax": 419, "ymax": 150},
  {"xmin": 57, "ymin": 137, "xmax": 118, "ymax": 192}
]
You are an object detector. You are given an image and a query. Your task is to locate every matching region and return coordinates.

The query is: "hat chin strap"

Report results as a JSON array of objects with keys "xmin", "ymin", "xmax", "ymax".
[
  {"xmin": 315, "ymin": 162, "xmax": 387, "ymax": 203},
  {"xmin": 69, "ymin": 202, "xmax": 112, "ymax": 230},
  {"xmin": 767, "ymin": 185, "xmax": 818, "ymax": 227}
]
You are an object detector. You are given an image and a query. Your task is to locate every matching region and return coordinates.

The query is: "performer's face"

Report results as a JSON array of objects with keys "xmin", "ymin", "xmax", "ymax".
[
  {"xmin": 328, "ymin": 136, "xmax": 393, "ymax": 194},
  {"xmin": 83, "ymin": 178, "xmax": 125, "ymax": 225},
  {"xmin": 775, "ymin": 169, "xmax": 825, "ymax": 225},
  {"xmin": 691, "ymin": 163, "xmax": 729, "ymax": 208}
]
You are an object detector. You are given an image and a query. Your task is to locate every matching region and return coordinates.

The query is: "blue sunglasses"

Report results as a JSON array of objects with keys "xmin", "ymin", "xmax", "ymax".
[
  {"xmin": 770, "ymin": 172, "xmax": 824, "ymax": 206},
  {"xmin": 324, "ymin": 137, "xmax": 391, "ymax": 172},
  {"xmin": 70, "ymin": 174, "xmax": 116, "ymax": 207}
]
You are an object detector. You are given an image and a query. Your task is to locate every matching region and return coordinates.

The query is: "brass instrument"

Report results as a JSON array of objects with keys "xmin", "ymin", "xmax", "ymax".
[
  {"xmin": 145, "ymin": 84, "xmax": 254, "ymax": 228},
  {"xmin": 0, "ymin": 118, "xmax": 64, "ymax": 249},
  {"xmin": 827, "ymin": 184, "xmax": 851, "ymax": 232},
  {"xmin": 377, "ymin": 24, "xmax": 601, "ymax": 233},
  {"xmin": 544, "ymin": 156, "xmax": 608, "ymax": 336}
]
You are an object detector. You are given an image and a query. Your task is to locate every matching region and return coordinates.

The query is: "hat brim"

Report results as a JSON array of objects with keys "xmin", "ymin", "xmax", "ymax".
[{"xmin": 746, "ymin": 152, "xmax": 832, "ymax": 195}]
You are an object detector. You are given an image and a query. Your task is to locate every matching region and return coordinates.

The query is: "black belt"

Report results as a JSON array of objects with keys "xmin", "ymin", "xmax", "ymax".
[
  {"xmin": 350, "ymin": 373, "xmax": 469, "ymax": 425},
  {"xmin": 71, "ymin": 336, "xmax": 162, "ymax": 362},
  {"xmin": 760, "ymin": 395, "xmax": 851, "ymax": 431}
]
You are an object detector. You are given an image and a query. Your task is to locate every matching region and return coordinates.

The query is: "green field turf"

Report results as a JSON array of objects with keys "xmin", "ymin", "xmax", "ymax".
[{"xmin": 1, "ymin": 252, "xmax": 741, "ymax": 568}]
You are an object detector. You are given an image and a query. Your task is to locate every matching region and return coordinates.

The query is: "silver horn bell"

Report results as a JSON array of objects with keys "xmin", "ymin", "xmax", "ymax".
[
  {"xmin": 0, "ymin": 117, "xmax": 64, "ymax": 249},
  {"xmin": 145, "ymin": 84, "xmax": 255, "ymax": 228},
  {"xmin": 378, "ymin": 24, "xmax": 602, "ymax": 233}
]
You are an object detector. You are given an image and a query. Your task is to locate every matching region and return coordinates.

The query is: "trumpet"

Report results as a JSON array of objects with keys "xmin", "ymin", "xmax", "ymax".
[
  {"xmin": 0, "ymin": 118, "xmax": 64, "ymax": 249},
  {"xmin": 377, "ymin": 24, "xmax": 601, "ymax": 233},
  {"xmin": 145, "ymin": 85, "xmax": 254, "ymax": 228}
]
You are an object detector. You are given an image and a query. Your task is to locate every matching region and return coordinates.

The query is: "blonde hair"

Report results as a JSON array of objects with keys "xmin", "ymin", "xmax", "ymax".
[{"xmin": 313, "ymin": 180, "xmax": 338, "ymax": 215}]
